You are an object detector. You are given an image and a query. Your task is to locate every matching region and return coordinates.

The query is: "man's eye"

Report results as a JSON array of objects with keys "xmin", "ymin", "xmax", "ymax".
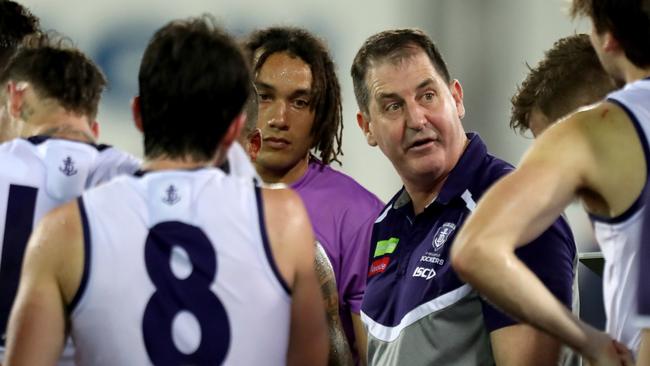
[
  {"xmin": 293, "ymin": 99, "xmax": 310, "ymax": 108},
  {"xmin": 386, "ymin": 103, "xmax": 402, "ymax": 112},
  {"xmin": 257, "ymin": 93, "xmax": 272, "ymax": 102}
]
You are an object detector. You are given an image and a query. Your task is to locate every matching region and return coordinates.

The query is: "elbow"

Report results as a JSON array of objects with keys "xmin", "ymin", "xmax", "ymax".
[{"xmin": 450, "ymin": 230, "xmax": 488, "ymax": 282}]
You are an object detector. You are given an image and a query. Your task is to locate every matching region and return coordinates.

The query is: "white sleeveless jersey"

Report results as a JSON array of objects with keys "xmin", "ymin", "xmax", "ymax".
[
  {"xmin": 591, "ymin": 78, "xmax": 650, "ymax": 354},
  {"xmin": 71, "ymin": 168, "xmax": 291, "ymax": 366},
  {"xmin": 0, "ymin": 136, "xmax": 140, "ymax": 364}
]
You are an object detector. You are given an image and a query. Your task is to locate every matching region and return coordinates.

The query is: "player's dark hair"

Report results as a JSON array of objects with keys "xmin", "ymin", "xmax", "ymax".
[
  {"xmin": 139, "ymin": 15, "xmax": 251, "ymax": 161},
  {"xmin": 0, "ymin": 0, "xmax": 40, "ymax": 69},
  {"xmin": 0, "ymin": 32, "xmax": 106, "ymax": 119},
  {"xmin": 571, "ymin": 0, "xmax": 650, "ymax": 67}
]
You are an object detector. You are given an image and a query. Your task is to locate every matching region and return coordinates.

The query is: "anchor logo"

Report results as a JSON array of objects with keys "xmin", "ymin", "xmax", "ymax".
[
  {"xmin": 162, "ymin": 185, "xmax": 181, "ymax": 205},
  {"xmin": 59, "ymin": 156, "xmax": 78, "ymax": 176}
]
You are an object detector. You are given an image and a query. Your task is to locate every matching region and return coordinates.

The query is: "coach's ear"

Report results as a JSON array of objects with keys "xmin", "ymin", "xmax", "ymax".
[
  {"xmin": 357, "ymin": 111, "xmax": 377, "ymax": 146},
  {"xmin": 131, "ymin": 96, "xmax": 143, "ymax": 133}
]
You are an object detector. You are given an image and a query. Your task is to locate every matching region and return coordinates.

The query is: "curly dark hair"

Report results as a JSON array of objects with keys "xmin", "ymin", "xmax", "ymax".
[
  {"xmin": 571, "ymin": 0, "xmax": 650, "ymax": 67},
  {"xmin": 510, "ymin": 34, "xmax": 616, "ymax": 134},
  {"xmin": 139, "ymin": 15, "xmax": 251, "ymax": 161},
  {"xmin": 0, "ymin": 0, "xmax": 40, "ymax": 68},
  {"xmin": 245, "ymin": 26, "xmax": 343, "ymax": 165},
  {"xmin": 0, "ymin": 32, "xmax": 106, "ymax": 119}
]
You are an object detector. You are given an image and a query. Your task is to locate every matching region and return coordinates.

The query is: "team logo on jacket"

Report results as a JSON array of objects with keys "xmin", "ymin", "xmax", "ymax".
[
  {"xmin": 59, "ymin": 156, "xmax": 78, "ymax": 176},
  {"xmin": 162, "ymin": 185, "xmax": 181, "ymax": 205},
  {"xmin": 433, "ymin": 222, "xmax": 456, "ymax": 250}
]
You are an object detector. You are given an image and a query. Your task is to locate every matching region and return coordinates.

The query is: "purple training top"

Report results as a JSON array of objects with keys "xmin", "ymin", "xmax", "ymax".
[{"xmin": 291, "ymin": 157, "xmax": 384, "ymax": 357}]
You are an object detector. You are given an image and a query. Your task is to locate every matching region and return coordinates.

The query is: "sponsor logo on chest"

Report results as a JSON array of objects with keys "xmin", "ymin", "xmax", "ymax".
[
  {"xmin": 412, "ymin": 266, "xmax": 436, "ymax": 280},
  {"xmin": 369, "ymin": 257, "xmax": 390, "ymax": 277}
]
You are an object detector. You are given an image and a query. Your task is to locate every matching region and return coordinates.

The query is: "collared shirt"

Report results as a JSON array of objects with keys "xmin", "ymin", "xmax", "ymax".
[{"xmin": 361, "ymin": 133, "xmax": 576, "ymax": 366}]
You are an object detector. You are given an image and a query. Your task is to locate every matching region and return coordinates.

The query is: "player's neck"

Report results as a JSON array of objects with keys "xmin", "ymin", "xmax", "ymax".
[
  {"xmin": 623, "ymin": 65, "xmax": 650, "ymax": 84},
  {"xmin": 141, "ymin": 157, "xmax": 215, "ymax": 172},
  {"xmin": 22, "ymin": 108, "xmax": 95, "ymax": 143},
  {"xmin": 256, "ymin": 154, "xmax": 311, "ymax": 185}
]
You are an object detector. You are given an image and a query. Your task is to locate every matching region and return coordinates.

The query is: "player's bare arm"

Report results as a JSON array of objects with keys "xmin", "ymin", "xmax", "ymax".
[
  {"xmin": 350, "ymin": 312, "xmax": 367, "ymax": 365},
  {"xmin": 451, "ymin": 103, "xmax": 643, "ymax": 364},
  {"xmin": 315, "ymin": 243, "xmax": 354, "ymax": 366},
  {"xmin": 5, "ymin": 201, "xmax": 84, "ymax": 366},
  {"xmin": 262, "ymin": 188, "xmax": 328, "ymax": 366}
]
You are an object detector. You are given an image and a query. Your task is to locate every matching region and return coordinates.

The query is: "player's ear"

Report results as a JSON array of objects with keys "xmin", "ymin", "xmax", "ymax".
[
  {"xmin": 602, "ymin": 30, "xmax": 621, "ymax": 53},
  {"xmin": 247, "ymin": 128, "xmax": 262, "ymax": 161},
  {"xmin": 90, "ymin": 120, "xmax": 100, "ymax": 139},
  {"xmin": 357, "ymin": 111, "xmax": 377, "ymax": 147},
  {"xmin": 7, "ymin": 81, "xmax": 28, "ymax": 119},
  {"xmin": 131, "ymin": 96, "xmax": 143, "ymax": 133}
]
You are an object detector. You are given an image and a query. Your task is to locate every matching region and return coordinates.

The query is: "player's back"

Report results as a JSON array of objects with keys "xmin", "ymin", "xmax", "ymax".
[
  {"xmin": 0, "ymin": 136, "xmax": 140, "ymax": 362},
  {"xmin": 71, "ymin": 168, "xmax": 291, "ymax": 366},
  {"xmin": 592, "ymin": 78, "xmax": 650, "ymax": 353}
]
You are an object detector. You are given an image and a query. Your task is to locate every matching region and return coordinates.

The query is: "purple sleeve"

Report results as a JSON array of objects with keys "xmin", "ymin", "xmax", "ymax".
[
  {"xmin": 339, "ymin": 213, "xmax": 378, "ymax": 314},
  {"xmin": 481, "ymin": 216, "xmax": 576, "ymax": 332},
  {"xmin": 639, "ymin": 206, "xmax": 650, "ymax": 320}
]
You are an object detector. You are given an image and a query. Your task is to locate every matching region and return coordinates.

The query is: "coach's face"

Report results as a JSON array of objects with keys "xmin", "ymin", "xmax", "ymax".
[{"xmin": 357, "ymin": 49, "xmax": 467, "ymax": 187}]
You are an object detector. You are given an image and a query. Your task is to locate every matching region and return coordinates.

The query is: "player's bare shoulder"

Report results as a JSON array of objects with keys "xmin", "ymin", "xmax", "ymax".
[
  {"xmin": 260, "ymin": 186, "xmax": 316, "ymax": 289},
  {"xmin": 261, "ymin": 186, "xmax": 310, "ymax": 227},
  {"xmin": 26, "ymin": 199, "xmax": 84, "ymax": 304}
]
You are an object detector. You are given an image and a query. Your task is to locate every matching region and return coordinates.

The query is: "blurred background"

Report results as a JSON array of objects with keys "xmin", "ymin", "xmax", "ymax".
[{"xmin": 19, "ymin": 0, "xmax": 604, "ymax": 327}]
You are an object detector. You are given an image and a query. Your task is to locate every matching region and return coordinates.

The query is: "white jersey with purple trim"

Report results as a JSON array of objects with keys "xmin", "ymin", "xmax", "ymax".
[
  {"xmin": 70, "ymin": 168, "xmax": 290, "ymax": 366},
  {"xmin": 592, "ymin": 78, "xmax": 650, "ymax": 354},
  {"xmin": 0, "ymin": 136, "xmax": 140, "ymax": 365}
]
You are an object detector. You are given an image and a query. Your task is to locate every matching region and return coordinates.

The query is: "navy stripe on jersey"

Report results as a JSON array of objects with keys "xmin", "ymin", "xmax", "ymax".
[
  {"xmin": 68, "ymin": 197, "xmax": 92, "ymax": 313},
  {"xmin": 254, "ymin": 185, "xmax": 291, "ymax": 295},
  {"xmin": 0, "ymin": 185, "xmax": 38, "ymax": 344},
  {"xmin": 25, "ymin": 135, "xmax": 110, "ymax": 151},
  {"xmin": 588, "ymin": 98, "xmax": 650, "ymax": 224}
]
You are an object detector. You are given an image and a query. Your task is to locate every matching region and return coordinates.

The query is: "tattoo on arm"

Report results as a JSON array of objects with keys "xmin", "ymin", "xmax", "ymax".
[{"xmin": 314, "ymin": 242, "xmax": 354, "ymax": 366}]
